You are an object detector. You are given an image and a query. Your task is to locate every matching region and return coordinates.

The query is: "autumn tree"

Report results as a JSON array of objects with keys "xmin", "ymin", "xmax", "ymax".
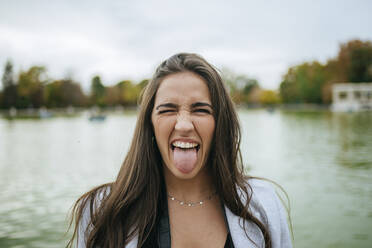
[
  {"xmin": 102, "ymin": 85, "xmax": 121, "ymax": 106},
  {"xmin": 44, "ymin": 79, "xmax": 86, "ymax": 107},
  {"xmin": 280, "ymin": 39, "xmax": 372, "ymax": 104},
  {"xmin": 115, "ymin": 80, "xmax": 141, "ymax": 106},
  {"xmin": 137, "ymin": 79, "xmax": 149, "ymax": 90},
  {"xmin": 17, "ymin": 66, "xmax": 47, "ymax": 108},
  {"xmin": 338, "ymin": 40, "xmax": 372, "ymax": 82},
  {"xmin": 322, "ymin": 40, "xmax": 372, "ymax": 103},
  {"xmin": 279, "ymin": 67, "xmax": 300, "ymax": 103},
  {"xmin": 259, "ymin": 90, "xmax": 281, "ymax": 105},
  {"xmin": 221, "ymin": 68, "xmax": 260, "ymax": 104}
]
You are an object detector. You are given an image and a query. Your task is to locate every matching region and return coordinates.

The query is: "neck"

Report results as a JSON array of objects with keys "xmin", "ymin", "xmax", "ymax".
[{"xmin": 163, "ymin": 166, "xmax": 215, "ymax": 202}]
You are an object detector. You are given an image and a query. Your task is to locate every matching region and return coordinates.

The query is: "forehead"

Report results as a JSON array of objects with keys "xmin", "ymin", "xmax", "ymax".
[{"xmin": 154, "ymin": 72, "xmax": 211, "ymax": 104}]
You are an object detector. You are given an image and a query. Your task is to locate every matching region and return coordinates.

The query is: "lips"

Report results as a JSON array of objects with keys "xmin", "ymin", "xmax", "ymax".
[{"xmin": 171, "ymin": 140, "xmax": 200, "ymax": 151}]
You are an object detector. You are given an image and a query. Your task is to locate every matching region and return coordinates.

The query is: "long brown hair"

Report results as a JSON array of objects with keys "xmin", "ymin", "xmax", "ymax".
[{"xmin": 67, "ymin": 53, "xmax": 272, "ymax": 248}]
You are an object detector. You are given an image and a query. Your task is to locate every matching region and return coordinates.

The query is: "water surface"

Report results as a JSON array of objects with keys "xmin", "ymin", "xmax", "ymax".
[{"xmin": 0, "ymin": 110, "xmax": 371, "ymax": 247}]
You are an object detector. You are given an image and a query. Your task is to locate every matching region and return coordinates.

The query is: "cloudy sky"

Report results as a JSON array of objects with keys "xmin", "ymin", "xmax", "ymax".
[{"xmin": 1, "ymin": 0, "xmax": 371, "ymax": 90}]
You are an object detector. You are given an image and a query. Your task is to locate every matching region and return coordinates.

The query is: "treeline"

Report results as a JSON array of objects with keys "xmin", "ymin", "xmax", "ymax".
[
  {"xmin": 1, "ymin": 39, "xmax": 370, "ymax": 110},
  {"xmin": 0, "ymin": 62, "xmax": 149, "ymax": 109},
  {"xmin": 222, "ymin": 69, "xmax": 280, "ymax": 105},
  {"xmin": 0, "ymin": 62, "xmax": 267, "ymax": 110},
  {"xmin": 280, "ymin": 39, "xmax": 372, "ymax": 104}
]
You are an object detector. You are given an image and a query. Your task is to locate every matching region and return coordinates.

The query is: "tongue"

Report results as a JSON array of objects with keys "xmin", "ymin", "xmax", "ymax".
[{"xmin": 173, "ymin": 147, "xmax": 198, "ymax": 174}]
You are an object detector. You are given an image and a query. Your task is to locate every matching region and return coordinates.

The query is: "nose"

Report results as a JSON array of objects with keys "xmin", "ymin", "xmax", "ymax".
[{"xmin": 175, "ymin": 111, "xmax": 194, "ymax": 133}]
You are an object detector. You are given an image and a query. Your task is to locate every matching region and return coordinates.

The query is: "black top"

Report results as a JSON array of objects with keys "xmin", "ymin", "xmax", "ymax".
[
  {"xmin": 154, "ymin": 196, "xmax": 235, "ymax": 248},
  {"xmin": 224, "ymin": 233, "xmax": 234, "ymax": 248}
]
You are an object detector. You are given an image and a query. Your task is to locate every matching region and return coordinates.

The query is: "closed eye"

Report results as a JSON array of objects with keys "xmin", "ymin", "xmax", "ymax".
[
  {"xmin": 191, "ymin": 102, "xmax": 213, "ymax": 114},
  {"xmin": 158, "ymin": 109, "xmax": 175, "ymax": 114},
  {"xmin": 194, "ymin": 108, "xmax": 211, "ymax": 114}
]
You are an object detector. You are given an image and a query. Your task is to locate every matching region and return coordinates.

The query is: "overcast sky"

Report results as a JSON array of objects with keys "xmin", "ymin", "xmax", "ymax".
[{"xmin": 1, "ymin": 0, "xmax": 371, "ymax": 90}]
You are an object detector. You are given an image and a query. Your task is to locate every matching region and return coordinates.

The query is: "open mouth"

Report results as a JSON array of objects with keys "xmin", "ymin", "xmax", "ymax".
[
  {"xmin": 170, "ymin": 141, "xmax": 200, "ymax": 174},
  {"xmin": 170, "ymin": 141, "xmax": 200, "ymax": 151}
]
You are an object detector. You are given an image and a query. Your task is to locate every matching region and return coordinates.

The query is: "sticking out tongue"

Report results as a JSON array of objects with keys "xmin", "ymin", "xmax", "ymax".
[{"xmin": 173, "ymin": 147, "xmax": 198, "ymax": 174}]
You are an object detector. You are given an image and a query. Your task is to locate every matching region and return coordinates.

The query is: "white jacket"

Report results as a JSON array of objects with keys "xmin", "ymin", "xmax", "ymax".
[{"xmin": 78, "ymin": 179, "xmax": 292, "ymax": 248}]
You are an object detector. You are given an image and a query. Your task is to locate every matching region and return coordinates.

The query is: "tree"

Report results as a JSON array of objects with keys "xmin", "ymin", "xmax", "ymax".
[
  {"xmin": 1, "ymin": 60, "xmax": 18, "ymax": 109},
  {"xmin": 221, "ymin": 68, "xmax": 260, "ymax": 104},
  {"xmin": 348, "ymin": 41, "xmax": 372, "ymax": 82},
  {"xmin": 103, "ymin": 85, "xmax": 121, "ymax": 106},
  {"xmin": 116, "ymin": 80, "xmax": 141, "ymax": 106},
  {"xmin": 17, "ymin": 66, "xmax": 47, "ymax": 108},
  {"xmin": 337, "ymin": 40, "xmax": 372, "ymax": 82},
  {"xmin": 90, "ymin": 75, "xmax": 105, "ymax": 107},
  {"xmin": 321, "ymin": 40, "xmax": 372, "ymax": 103},
  {"xmin": 44, "ymin": 79, "xmax": 86, "ymax": 108},
  {"xmin": 280, "ymin": 67, "xmax": 301, "ymax": 103},
  {"xmin": 138, "ymin": 79, "xmax": 149, "ymax": 90},
  {"xmin": 280, "ymin": 62, "xmax": 328, "ymax": 104},
  {"xmin": 259, "ymin": 90, "xmax": 281, "ymax": 105}
]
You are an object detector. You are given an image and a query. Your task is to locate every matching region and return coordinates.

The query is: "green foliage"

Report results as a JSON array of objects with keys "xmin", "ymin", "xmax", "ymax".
[
  {"xmin": 2, "ymin": 38, "xmax": 370, "ymax": 109},
  {"xmin": 17, "ymin": 66, "xmax": 47, "ymax": 108},
  {"xmin": 102, "ymin": 78, "xmax": 148, "ymax": 107},
  {"xmin": 299, "ymin": 62, "xmax": 327, "ymax": 103},
  {"xmin": 280, "ymin": 39, "xmax": 372, "ymax": 104},
  {"xmin": 117, "ymin": 80, "xmax": 138, "ymax": 106},
  {"xmin": 221, "ymin": 68, "xmax": 259, "ymax": 104},
  {"xmin": 259, "ymin": 90, "xmax": 281, "ymax": 105},
  {"xmin": 345, "ymin": 40, "xmax": 372, "ymax": 82},
  {"xmin": 44, "ymin": 79, "xmax": 86, "ymax": 108},
  {"xmin": 114, "ymin": 80, "xmax": 148, "ymax": 106},
  {"xmin": 279, "ymin": 68, "xmax": 300, "ymax": 103},
  {"xmin": 2, "ymin": 60, "xmax": 15, "ymax": 88},
  {"xmin": 1, "ymin": 60, "xmax": 18, "ymax": 108},
  {"xmin": 0, "ymin": 62, "xmax": 149, "ymax": 109},
  {"xmin": 138, "ymin": 79, "xmax": 149, "ymax": 90},
  {"xmin": 90, "ymin": 75, "xmax": 105, "ymax": 107}
]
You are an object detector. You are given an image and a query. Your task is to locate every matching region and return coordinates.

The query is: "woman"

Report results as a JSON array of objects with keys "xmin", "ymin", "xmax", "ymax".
[{"xmin": 67, "ymin": 53, "xmax": 292, "ymax": 248}]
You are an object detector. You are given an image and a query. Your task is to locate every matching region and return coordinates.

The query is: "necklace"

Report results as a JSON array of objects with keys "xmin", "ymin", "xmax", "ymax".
[{"xmin": 167, "ymin": 191, "xmax": 217, "ymax": 207}]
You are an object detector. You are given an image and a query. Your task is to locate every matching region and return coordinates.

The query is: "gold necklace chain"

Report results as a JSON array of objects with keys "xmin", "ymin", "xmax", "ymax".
[{"xmin": 167, "ymin": 191, "xmax": 217, "ymax": 207}]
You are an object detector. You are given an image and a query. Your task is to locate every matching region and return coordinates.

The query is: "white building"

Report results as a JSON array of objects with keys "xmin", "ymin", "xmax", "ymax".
[{"xmin": 332, "ymin": 83, "xmax": 372, "ymax": 112}]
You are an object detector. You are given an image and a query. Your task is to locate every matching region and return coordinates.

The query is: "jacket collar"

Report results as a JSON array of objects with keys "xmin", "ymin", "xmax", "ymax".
[
  {"xmin": 125, "ymin": 205, "xmax": 263, "ymax": 248},
  {"xmin": 224, "ymin": 205, "xmax": 264, "ymax": 248}
]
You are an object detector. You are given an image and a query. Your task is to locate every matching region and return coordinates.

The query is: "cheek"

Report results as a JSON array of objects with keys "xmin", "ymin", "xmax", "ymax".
[
  {"xmin": 198, "ymin": 118, "xmax": 215, "ymax": 143},
  {"xmin": 207, "ymin": 123, "xmax": 215, "ymax": 142},
  {"xmin": 152, "ymin": 117, "xmax": 174, "ymax": 144}
]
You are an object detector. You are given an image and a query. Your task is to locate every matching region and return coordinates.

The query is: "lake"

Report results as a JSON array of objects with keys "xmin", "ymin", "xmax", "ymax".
[{"xmin": 0, "ymin": 109, "xmax": 371, "ymax": 248}]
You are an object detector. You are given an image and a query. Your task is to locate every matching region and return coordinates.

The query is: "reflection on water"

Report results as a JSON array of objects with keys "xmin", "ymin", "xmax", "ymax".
[
  {"xmin": 334, "ymin": 113, "xmax": 372, "ymax": 169},
  {"xmin": 0, "ymin": 110, "xmax": 371, "ymax": 248}
]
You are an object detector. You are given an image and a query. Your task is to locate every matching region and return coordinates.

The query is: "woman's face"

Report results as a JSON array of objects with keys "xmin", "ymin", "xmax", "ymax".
[{"xmin": 151, "ymin": 71, "xmax": 215, "ymax": 180}]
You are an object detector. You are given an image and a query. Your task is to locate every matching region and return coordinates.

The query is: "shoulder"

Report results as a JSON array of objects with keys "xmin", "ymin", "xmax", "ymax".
[
  {"xmin": 76, "ymin": 185, "xmax": 138, "ymax": 248},
  {"xmin": 247, "ymin": 178, "xmax": 279, "ymax": 217},
  {"xmin": 77, "ymin": 186, "xmax": 111, "ymax": 248},
  {"xmin": 245, "ymin": 178, "xmax": 293, "ymax": 248}
]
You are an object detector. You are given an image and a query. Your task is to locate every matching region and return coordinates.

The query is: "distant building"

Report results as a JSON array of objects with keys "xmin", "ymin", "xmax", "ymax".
[{"xmin": 332, "ymin": 83, "xmax": 372, "ymax": 112}]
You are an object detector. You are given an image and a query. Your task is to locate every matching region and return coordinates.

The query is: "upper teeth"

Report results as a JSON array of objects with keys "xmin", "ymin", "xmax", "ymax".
[{"xmin": 172, "ymin": 141, "xmax": 198, "ymax": 149}]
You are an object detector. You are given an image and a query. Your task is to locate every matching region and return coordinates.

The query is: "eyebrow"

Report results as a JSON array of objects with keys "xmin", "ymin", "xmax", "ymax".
[
  {"xmin": 155, "ymin": 102, "xmax": 213, "ymax": 110},
  {"xmin": 191, "ymin": 102, "xmax": 213, "ymax": 109},
  {"xmin": 155, "ymin": 103, "xmax": 177, "ymax": 110}
]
